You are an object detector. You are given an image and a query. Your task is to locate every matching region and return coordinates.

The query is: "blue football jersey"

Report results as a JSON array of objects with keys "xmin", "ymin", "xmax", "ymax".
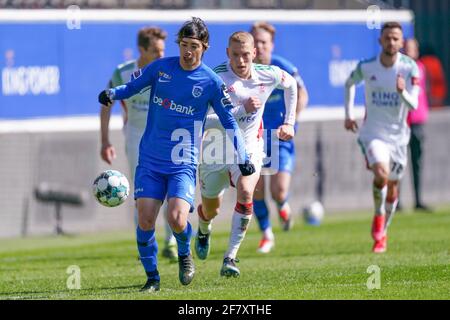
[
  {"xmin": 111, "ymin": 56, "xmax": 247, "ymax": 174},
  {"xmin": 263, "ymin": 54, "xmax": 305, "ymax": 129}
]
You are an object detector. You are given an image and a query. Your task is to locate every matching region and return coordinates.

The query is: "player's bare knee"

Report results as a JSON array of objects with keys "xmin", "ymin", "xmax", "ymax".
[
  {"xmin": 166, "ymin": 211, "xmax": 185, "ymax": 233},
  {"xmin": 138, "ymin": 219, "xmax": 154, "ymax": 231},
  {"xmin": 373, "ymin": 166, "xmax": 389, "ymax": 187},
  {"xmin": 272, "ymin": 188, "xmax": 288, "ymax": 203},
  {"xmin": 168, "ymin": 217, "xmax": 186, "ymax": 234},
  {"xmin": 201, "ymin": 200, "xmax": 220, "ymax": 220},
  {"xmin": 238, "ymin": 188, "xmax": 253, "ymax": 204}
]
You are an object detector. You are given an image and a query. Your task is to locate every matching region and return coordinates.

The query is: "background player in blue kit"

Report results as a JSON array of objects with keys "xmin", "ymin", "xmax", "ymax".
[
  {"xmin": 250, "ymin": 22, "xmax": 309, "ymax": 253},
  {"xmin": 98, "ymin": 17, "xmax": 255, "ymax": 292}
]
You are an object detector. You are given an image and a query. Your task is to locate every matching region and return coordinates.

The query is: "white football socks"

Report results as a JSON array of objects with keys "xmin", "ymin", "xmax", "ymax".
[
  {"xmin": 224, "ymin": 211, "xmax": 252, "ymax": 259},
  {"xmin": 263, "ymin": 227, "xmax": 274, "ymax": 240},
  {"xmin": 373, "ymin": 184, "xmax": 387, "ymax": 216},
  {"xmin": 199, "ymin": 217, "xmax": 213, "ymax": 235},
  {"xmin": 385, "ymin": 198, "xmax": 399, "ymax": 230}
]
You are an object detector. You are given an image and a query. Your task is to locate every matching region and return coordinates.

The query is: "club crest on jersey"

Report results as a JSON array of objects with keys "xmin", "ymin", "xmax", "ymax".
[{"xmin": 192, "ymin": 85, "xmax": 203, "ymax": 98}]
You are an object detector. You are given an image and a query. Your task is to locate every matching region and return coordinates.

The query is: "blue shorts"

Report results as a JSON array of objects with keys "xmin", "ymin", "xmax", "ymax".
[
  {"xmin": 263, "ymin": 136, "xmax": 296, "ymax": 173},
  {"xmin": 134, "ymin": 165, "xmax": 196, "ymax": 209}
]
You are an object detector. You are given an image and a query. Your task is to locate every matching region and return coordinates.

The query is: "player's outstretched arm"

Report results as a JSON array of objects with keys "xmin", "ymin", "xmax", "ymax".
[
  {"xmin": 98, "ymin": 63, "xmax": 156, "ymax": 104},
  {"xmin": 344, "ymin": 81, "xmax": 358, "ymax": 133},
  {"xmin": 99, "ymin": 105, "xmax": 116, "ymax": 165}
]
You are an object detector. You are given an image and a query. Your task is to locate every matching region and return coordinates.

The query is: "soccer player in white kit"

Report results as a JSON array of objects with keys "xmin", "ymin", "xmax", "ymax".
[
  {"xmin": 195, "ymin": 31, "xmax": 297, "ymax": 277},
  {"xmin": 99, "ymin": 26, "xmax": 178, "ymax": 261},
  {"xmin": 345, "ymin": 22, "xmax": 419, "ymax": 253}
]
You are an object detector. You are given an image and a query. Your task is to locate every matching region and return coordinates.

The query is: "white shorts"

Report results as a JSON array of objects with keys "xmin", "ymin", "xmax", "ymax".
[
  {"xmin": 198, "ymin": 151, "xmax": 264, "ymax": 199},
  {"xmin": 358, "ymin": 138, "xmax": 408, "ymax": 180}
]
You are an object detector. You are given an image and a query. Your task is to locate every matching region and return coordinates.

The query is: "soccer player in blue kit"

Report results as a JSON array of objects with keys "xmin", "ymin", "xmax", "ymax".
[
  {"xmin": 98, "ymin": 17, "xmax": 255, "ymax": 292},
  {"xmin": 250, "ymin": 22, "xmax": 309, "ymax": 253}
]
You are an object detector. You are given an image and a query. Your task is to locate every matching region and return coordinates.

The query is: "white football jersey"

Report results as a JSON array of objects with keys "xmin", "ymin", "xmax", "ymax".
[
  {"xmin": 203, "ymin": 62, "xmax": 296, "ymax": 162},
  {"xmin": 347, "ymin": 53, "xmax": 419, "ymax": 145},
  {"xmin": 110, "ymin": 60, "xmax": 150, "ymax": 130}
]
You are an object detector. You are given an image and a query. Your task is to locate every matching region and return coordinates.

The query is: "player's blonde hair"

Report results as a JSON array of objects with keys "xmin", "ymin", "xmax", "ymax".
[{"xmin": 228, "ymin": 31, "xmax": 254, "ymax": 47}]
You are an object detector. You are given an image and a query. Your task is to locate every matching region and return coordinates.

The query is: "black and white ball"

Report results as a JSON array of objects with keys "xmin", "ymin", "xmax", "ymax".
[{"xmin": 93, "ymin": 170, "xmax": 130, "ymax": 207}]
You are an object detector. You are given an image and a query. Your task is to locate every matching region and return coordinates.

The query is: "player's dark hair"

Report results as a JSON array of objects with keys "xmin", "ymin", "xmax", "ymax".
[
  {"xmin": 250, "ymin": 21, "xmax": 276, "ymax": 42},
  {"xmin": 381, "ymin": 21, "xmax": 403, "ymax": 35},
  {"xmin": 176, "ymin": 17, "xmax": 210, "ymax": 50},
  {"xmin": 138, "ymin": 26, "xmax": 167, "ymax": 50}
]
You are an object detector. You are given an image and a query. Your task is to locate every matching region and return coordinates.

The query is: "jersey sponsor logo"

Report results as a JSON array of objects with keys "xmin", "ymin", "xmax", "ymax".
[
  {"xmin": 238, "ymin": 114, "xmax": 258, "ymax": 123},
  {"xmin": 371, "ymin": 90, "xmax": 400, "ymax": 107},
  {"xmin": 153, "ymin": 95, "xmax": 195, "ymax": 116},
  {"xmin": 158, "ymin": 71, "xmax": 172, "ymax": 80},
  {"xmin": 192, "ymin": 85, "xmax": 203, "ymax": 98}
]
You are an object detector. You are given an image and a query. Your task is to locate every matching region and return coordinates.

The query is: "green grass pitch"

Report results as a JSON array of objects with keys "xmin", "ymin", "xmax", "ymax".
[{"xmin": 0, "ymin": 207, "xmax": 448, "ymax": 300}]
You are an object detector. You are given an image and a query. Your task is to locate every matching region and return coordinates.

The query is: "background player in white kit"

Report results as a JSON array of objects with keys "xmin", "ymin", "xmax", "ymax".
[
  {"xmin": 194, "ymin": 31, "xmax": 297, "ymax": 277},
  {"xmin": 345, "ymin": 22, "xmax": 419, "ymax": 253},
  {"xmin": 99, "ymin": 26, "xmax": 178, "ymax": 262}
]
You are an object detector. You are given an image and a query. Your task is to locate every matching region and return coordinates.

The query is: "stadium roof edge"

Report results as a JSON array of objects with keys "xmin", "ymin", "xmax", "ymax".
[{"xmin": 0, "ymin": 9, "xmax": 414, "ymax": 23}]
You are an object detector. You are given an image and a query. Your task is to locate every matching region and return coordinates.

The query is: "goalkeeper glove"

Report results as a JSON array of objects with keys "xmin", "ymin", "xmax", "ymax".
[
  {"xmin": 98, "ymin": 90, "xmax": 113, "ymax": 106},
  {"xmin": 239, "ymin": 159, "xmax": 256, "ymax": 176}
]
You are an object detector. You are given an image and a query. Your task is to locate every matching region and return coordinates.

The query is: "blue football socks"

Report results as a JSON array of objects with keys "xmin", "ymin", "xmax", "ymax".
[{"xmin": 136, "ymin": 226, "xmax": 159, "ymax": 281}]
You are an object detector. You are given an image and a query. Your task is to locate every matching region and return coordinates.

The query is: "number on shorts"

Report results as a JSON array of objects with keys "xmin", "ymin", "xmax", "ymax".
[{"xmin": 391, "ymin": 162, "xmax": 404, "ymax": 175}]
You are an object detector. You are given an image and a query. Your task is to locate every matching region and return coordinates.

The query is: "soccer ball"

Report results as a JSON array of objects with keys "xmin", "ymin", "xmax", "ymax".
[
  {"xmin": 92, "ymin": 170, "xmax": 130, "ymax": 207},
  {"xmin": 302, "ymin": 201, "xmax": 325, "ymax": 226}
]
